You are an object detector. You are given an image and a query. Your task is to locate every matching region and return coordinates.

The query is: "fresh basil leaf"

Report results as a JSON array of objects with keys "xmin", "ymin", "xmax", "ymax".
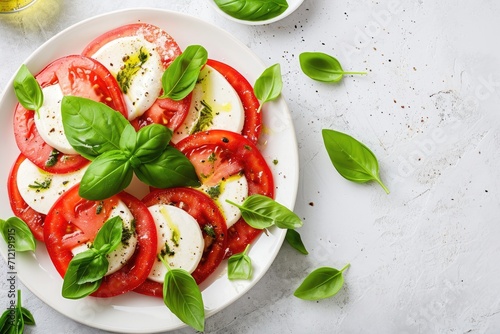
[
  {"xmin": 134, "ymin": 124, "xmax": 172, "ymax": 163},
  {"xmin": 92, "ymin": 216, "xmax": 123, "ymax": 254},
  {"xmin": 0, "ymin": 309, "xmax": 9, "ymax": 333},
  {"xmin": 254, "ymin": 63, "xmax": 283, "ymax": 113},
  {"xmin": 299, "ymin": 52, "xmax": 366, "ymax": 83},
  {"xmin": 119, "ymin": 124, "xmax": 137, "ymax": 155},
  {"xmin": 134, "ymin": 146, "xmax": 200, "ymax": 188},
  {"xmin": 62, "ymin": 251, "xmax": 103, "ymax": 299},
  {"xmin": 0, "ymin": 217, "xmax": 36, "ymax": 252},
  {"xmin": 322, "ymin": 129, "xmax": 389, "ymax": 193},
  {"xmin": 294, "ymin": 264, "xmax": 350, "ymax": 301},
  {"xmin": 228, "ymin": 245, "xmax": 252, "ymax": 280},
  {"xmin": 76, "ymin": 254, "xmax": 108, "ymax": 285},
  {"xmin": 163, "ymin": 268, "xmax": 205, "ymax": 332},
  {"xmin": 20, "ymin": 307, "xmax": 35, "ymax": 326},
  {"xmin": 285, "ymin": 229, "xmax": 308, "ymax": 255},
  {"xmin": 79, "ymin": 150, "xmax": 133, "ymax": 200},
  {"xmin": 214, "ymin": 0, "xmax": 289, "ymax": 21},
  {"xmin": 161, "ymin": 45, "xmax": 208, "ymax": 101},
  {"xmin": 61, "ymin": 96, "xmax": 129, "ymax": 160},
  {"xmin": 226, "ymin": 194, "xmax": 303, "ymax": 230},
  {"xmin": 13, "ymin": 64, "xmax": 44, "ymax": 113}
]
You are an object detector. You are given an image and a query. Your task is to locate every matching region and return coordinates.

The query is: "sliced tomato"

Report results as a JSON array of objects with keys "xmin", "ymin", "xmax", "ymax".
[
  {"xmin": 7, "ymin": 154, "xmax": 45, "ymax": 241},
  {"xmin": 44, "ymin": 185, "xmax": 157, "ymax": 298},
  {"xmin": 14, "ymin": 55, "xmax": 127, "ymax": 174},
  {"xmin": 82, "ymin": 23, "xmax": 191, "ymax": 131},
  {"xmin": 135, "ymin": 187, "xmax": 227, "ymax": 297},
  {"xmin": 206, "ymin": 59, "xmax": 262, "ymax": 143},
  {"xmin": 175, "ymin": 130, "xmax": 274, "ymax": 257}
]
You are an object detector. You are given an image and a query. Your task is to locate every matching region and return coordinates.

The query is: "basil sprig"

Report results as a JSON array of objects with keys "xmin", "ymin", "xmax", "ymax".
[
  {"xmin": 322, "ymin": 129, "xmax": 389, "ymax": 193},
  {"xmin": 285, "ymin": 229, "xmax": 308, "ymax": 255},
  {"xmin": 61, "ymin": 96, "xmax": 200, "ymax": 200},
  {"xmin": 62, "ymin": 216, "xmax": 123, "ymax": 299},
  {"xmin": 228, "ymin": 244, "xmax": 252, "ymax": 280},
  {"xmin": 159, "ymin": 256, "xmax": 205, "ymax": 331},
  {"xmin": 160, "ymin": 45, "xmax": 208, "ymax": 101},
  {"xmin": 0, "ymin": 290, "xmax": 36, "ymax": 334},
  {"xmin": 294, "ymin": 264, "xmax": 350, "ymax": 300},
  {"xmin": 214, "ymin": 0, "xmax": 289, "ymax": 22},
  {"xmin": 299, "ymin": 52, "xmax": 366, "ymax": 83},
  {"xmin": 13, "ymin": 64, "xmax": 43, "ymax": 115},
  {"xmin": 254, "ymin": 63, "xmax": 283, "ymax": 113},
  {"xmin": 0, "ymin": 217, "xmax": 36, "ymax": 252}
]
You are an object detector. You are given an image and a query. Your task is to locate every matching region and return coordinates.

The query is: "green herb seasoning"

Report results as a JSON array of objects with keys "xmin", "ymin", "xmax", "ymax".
[
  {"xmin": 203, "ymin": 224, "xmax": 216, "ymax": 238},
  {"xmin": 28, "ymin": 178, "xmax": 52, "ymax": 190},
  {"xmin": 116, "ymin": 46, "xmax": 149, "ymax": 94},
  {"xmin": 45, "ymin": 149, "xmax": 59, "ymax": 167},
  {"xmin": 190, "ymin": 100, "xmax": 214, "ymax": 134},
  {"xmin": 206, "ymin": 184, "xmax": 221, "ymax": 199}
]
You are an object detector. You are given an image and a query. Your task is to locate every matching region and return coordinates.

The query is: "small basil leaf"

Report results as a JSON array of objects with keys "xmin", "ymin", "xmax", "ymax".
[
  {"xmin": 226, "ymin": 194, "xmax": 303, "ymax": 230},
  {"xmin": 13, "ymin": 64, "xmax": 44, "ymax": 113},
  {"xmin": 134, "ymin": 146, "xmax": 200, "ymax": 188},
  {"xmin": 0, "ymin": 217, "xmax": 36, "ymax": 252},
  {"xmin": 0, "ymin": 310, "xmax": 10, "ymax": 333},
  {"xmin": 160, "ymin": 45, "xmax": 208, "ymax": 101},
  {"xmin": 134, "ymin": 124, "xmax": 172, "ymax": 163},
  {"xmin": 294, "ymin": 264, "xmax": 350, "ymax": 301},
  {"xmin": 62, "ymin": 251, "xmax": 103, "ymax": 299},
  {"xmin": 285, "ymin": 229, "xmax": 308, "ymax": 255},
  {"xmin": 214, "ymin": 0, "xmax": 289, "ymax": 22},
  {"xmin": 79, "ymin": 150, "xmax": 133, "ymax": 200},
  {"xmin": 92, "ymin": 216, "xmax": 123, "ymax": 253},
  {"xmin": 61, "ymin": 96, "xmax": 129, "ymax": 160},
  {"xmin": 254, "ymin": 63, "xmax": 283, "ymax": 113},
  {"xmin": 299, "ymin": 52, "xmax": 366, "ymax": 83},
  {"xmin": 119, "ymin": 124, "xmax": 137, "ymax": 155},
  {"xmin": 163, "ymin": 268, "xmax": 205, "ymax": 332},
  {"xmin": 322, "ymin": 129, "xmax": 389, "ymax": 193},
  {"xmin": 76, "ymin": 254, "xmax": 108, "ymax": 285},
  {"xmin": 20, "ymin": 307, "xmax": 35, "ymax": 326},
  {"xmin": 228, "ymin": 245, "xmax": 252, "ymax": 280}
]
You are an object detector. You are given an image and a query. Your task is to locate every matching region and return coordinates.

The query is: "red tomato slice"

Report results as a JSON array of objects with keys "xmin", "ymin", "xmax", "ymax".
[
  {"xmin": 135, "ymin": 187, "xmax": 227, "ymax": 297},
  {"xmin": 206, "ymin": 59, "xmax": 262, "ymax": 144},
  {"xmin": 13, "ymin": 55, "xmax": 127, "ymax": 174},
  {"xmin": 82, "ymin": 23, "xmax": 191, "ymax": 130},
  {"xmin": 175, "ymin": 130, "xmax": 274, "ymax": 257},
  {"xmin": 44, "ymin": 185, "xmax": 158, "ymax": 298},
  {"xmin": 7, "ymin": 154, "xmax": 45, "ymax": 241}
]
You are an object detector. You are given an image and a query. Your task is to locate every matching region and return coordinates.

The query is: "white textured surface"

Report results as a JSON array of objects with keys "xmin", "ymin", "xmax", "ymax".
[{"xmin": 1, "ymin": 0, "xmax": 500, "ymax": 333}]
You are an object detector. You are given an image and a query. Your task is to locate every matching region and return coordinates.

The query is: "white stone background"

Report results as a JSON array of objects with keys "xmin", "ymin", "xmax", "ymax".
[{"xmin": 1, "ymin": 0, "xmax": 500, "ymax": 333}]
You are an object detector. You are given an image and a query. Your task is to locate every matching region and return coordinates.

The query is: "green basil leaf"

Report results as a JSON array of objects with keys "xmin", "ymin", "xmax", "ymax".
[
  {"xmin": 163, "ymin": 268, "xmax": 205, "ymax": 332},
  {"xmin": 228, "ymin": 245, "xmax": 252, "ymax": 280},
  {"xmin": 0, "ymin": 309, "xmax": 10, "ymax": 333},
  {"xmin": 20, "ymin": 307, "xmax": 35, "ymax": 326},
  {"xmin": 13, "ymin": 64, "xmax": 43, "ymax": 113},
  {"xmin": 285, "ymin": 229, "xmax": 308, "ymax": 255},
  {"xmin": 92, "ymin": 216, "xmax": 123, "ymax": 254},
  {"xmin": 226, "ymin": 194, "xmax": 303, "ymax": 230},
  {"xmin": 0, "ymin": 217, "xmax": 36, "ymax": 252},
  {"xmin": 160, "ymin": 45, "xmax": 208, "ymax": 101},
  {"xmin": 76, "ymin": 254, "xmax": 108, "ymax": 285},
  {"xmin": 134, "ymin": 124, "xmax": 172, "ymax": 163},
  {"xmin": 254, "ymin": 63, "xmax": 283, "ymax": 113},
  {"xmin": 299, "ymin": 52, "xmax": 366, "ymax": 83},
  {"xmin": 294, "ymin": 264, "xmax": 350, "ymax": 301},
  {"xmin": 79, "ymin": 150, "xmax": 133, "ymax": 200},
  {"xmin": 214, "ymin": 0, "xmax": 289, "ymax": 21},
  {"xmin": 62, "ymin": 251, "xmax": 103, "ymax": 299},
  {"xmin": 61, "ymin": 96, "xmax": 129, "ymax": 160},
  {"xmin": 134, "ymin": 146, "xmax": 200, "ymax": 188},
  {"xmin": 119, "ymin": 124, "xmax": 137, "ymax": 155},
  {"xmin": 322, "ymin": 129, "xmax": 389, "ymax": 193}
]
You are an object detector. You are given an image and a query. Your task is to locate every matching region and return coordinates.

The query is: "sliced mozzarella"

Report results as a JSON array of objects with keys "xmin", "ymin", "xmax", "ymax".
[
  {"xmin": 34, "ymin": 84, "xmax": 77, "ymax": 155},
  {"xmin": 201, "ymin": 174, "xmax": 248, "ymax": 228},
  {"xmin": 147, "ymin": 204, "xmax": 204, "ymax": 283},
  {"xmin": 171, "ymin": 65, "xmax": 245, "ymax": 144},
  {"xmin": 16, "ymin": 158, "xmax": 87, "ymax": 215},
  {"xmin": 92, "ymin": 36, "xmax": 163, "ymax": 120},
  {"xmin": 72, "ymin": 201, "xmax": 138, "ymax": 276}
]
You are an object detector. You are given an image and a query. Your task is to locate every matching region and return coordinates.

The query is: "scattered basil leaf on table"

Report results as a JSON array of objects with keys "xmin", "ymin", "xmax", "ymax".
[
  {"xmin": 13, "ymin": 64, "xmax": 44, "ymax": 115},
  {"xmin": 214, "ymin": 0, "xmax": 289, "ymax": 22},
  {"xmin": 0, "ymin": 290, "xmax": 36, "ymax": 333},
  {"xmin": 226, "ymin": 194, "xmax": 303, "ymax": 230},
  {"xmin": 294, "ymin": 264, "xmax": 350, "ymax": 301},
  {"xmin": 228, "ymin": 244, "xmax": 253, "ymax": 280},
  {"xmin": 0, "ymin": 217, "xmax": 36, "ymax": 252},
  {"xmin": 285, "ymin": 229, "xmax": 308, "ymax": 255},
  {"xmin": 160, "ymin": 45, "xmax": 208, "ymax": 101},
  {"xmin": 254, "ymin": 63, "xmax": 283, "ymax": 113},
  {"xmin": 299, "ymin": 52, "xmax": 366, "ymax": 83},
  {"xmin": 322, "ymin": 129, "xmax": 389, "ymax": 193}
]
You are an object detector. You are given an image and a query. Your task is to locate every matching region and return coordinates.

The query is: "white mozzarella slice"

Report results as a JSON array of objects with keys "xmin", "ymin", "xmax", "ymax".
[
  {"xmin": 147, "ymin": 204, "xmax": 204, "ymax": 283},
  {"xmin": 92, "ymin": 36, "xmax": 163, "ymax": 120},
  {"xmin": 16, "ymin": 158, "xmax": 87, "ymax": 215},
  {"xmin": 72, "ymin": 201, "xmax": 138, "ymax": 276},
  {"xmin": 171, "ymin": 65, "xmax": 245, "ymax": 144},
  {"xmin": 34, "ymin": 84, "xmax": 77, "ymax": 155},
  {"xmin": 201, "ymin": 174, "xmax": 248, "ymax": 228}
]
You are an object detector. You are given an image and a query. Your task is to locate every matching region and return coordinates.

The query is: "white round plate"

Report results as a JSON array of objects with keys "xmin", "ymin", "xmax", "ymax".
[
  {"xmin": 0, "ymin": 8, "xmax": 298, "ymax": 334},
  {"xmin": 206, "ymin": 0, "xmax": 305, "ymax": 25}
]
